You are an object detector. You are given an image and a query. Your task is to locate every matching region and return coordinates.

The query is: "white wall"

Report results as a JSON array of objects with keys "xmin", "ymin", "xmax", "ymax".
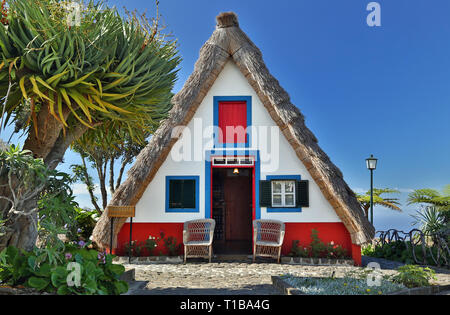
[{"xmin": 133, "ymin": 61, "xmax": 341, "ymax": 223}]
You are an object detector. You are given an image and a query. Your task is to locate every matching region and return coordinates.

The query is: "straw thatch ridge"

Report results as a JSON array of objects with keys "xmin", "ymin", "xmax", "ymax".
[{"xmin": 91, "ymin": 12, "xmax": 374, "ymax": 249}]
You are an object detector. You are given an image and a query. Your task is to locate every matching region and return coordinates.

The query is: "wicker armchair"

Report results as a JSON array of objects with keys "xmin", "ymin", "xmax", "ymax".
[
  {"xmin": 253, "ymin": 219, "xmax": 285, "ymax": 263},
  {"xmin": 183, "ymin": 219, "xmax": 216, "ymax": 263}
]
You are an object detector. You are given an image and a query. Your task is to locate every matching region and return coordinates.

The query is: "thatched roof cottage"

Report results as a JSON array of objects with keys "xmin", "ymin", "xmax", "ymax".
[{"xmin": 91, "ymin": 12, "xmax": 374, "ymax": 265}]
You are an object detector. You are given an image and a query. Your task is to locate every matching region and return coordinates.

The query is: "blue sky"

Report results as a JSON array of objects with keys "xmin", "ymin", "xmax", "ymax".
[{"xmin": 2, "ymin": 0, "xmax": 450, "ymax": 232}]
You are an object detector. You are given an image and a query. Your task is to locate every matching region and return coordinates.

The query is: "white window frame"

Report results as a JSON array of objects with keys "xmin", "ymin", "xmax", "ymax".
[
  {"xmin": 271, "ymin": 180, "xmax": 296, "ymax": 208},
  {"xmin": 212, "ymin": 156, "xmax": 255, "ymax": 166}
]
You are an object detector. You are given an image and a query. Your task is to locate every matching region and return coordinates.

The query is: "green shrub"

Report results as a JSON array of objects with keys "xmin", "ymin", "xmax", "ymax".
[
  {"xmin": 0, "ymin": 242, "xmax": 128, "ymax": 295},
  {"xmin": 74, "ymin": 208, "xmax": 99, "ymax": 241},
  {"xmin": 0, "ymin": 146, "xmax": 126, "ymax": 295},
  {"xmin": 163, "ymin": 236, "xmax": 182, "ymax": 257},
  {"xmin": 290, "ymin": 240, "xmax": 309, "ymax": 258},
  {"xmin": 362, "ymin": 240, "xmax": 446, "ymax": 266},
  {"xmin": 124, "ymin": 241, "xmax": 144, "ymax": 257},
  {"xmin": 123, "ymin": 233, "xmax": 181, "ymax": 257},
  {"xmin": 391, "ymin": 265, "xmax": 437, "ymax": 288},
  {"xmin": 362, "ymin": 243, "xmax": 375, "ymax": 256},
  {"xmin": 144, "ymin": 235, "xmax": 159, "ymax": 256}
]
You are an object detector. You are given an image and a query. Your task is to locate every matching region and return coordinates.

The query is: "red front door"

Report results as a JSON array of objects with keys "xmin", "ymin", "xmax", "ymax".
[
  {"xmin": 224, "ymin": 171, "xmax": 252, "ymax": 242},
  {"xmin": 211, "ymin": 166, "xmax": 254, "ymax": 254}
]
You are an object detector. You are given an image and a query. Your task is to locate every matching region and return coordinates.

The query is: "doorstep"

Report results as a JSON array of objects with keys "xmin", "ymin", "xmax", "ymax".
[
  {"xmin": 114, "ymin": 255, "xmax": 354, "ymax": 265},
  {"xmin": 281, "ymin": 257, "xmax": 355, "ymax": 266},
  {"xmin": 114, "ymin": 256, "xmax": 184, "ymax": 264}
]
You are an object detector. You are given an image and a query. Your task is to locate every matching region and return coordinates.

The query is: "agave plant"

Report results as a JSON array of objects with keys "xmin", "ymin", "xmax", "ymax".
[
  {"xmin": 0, "ymin": 0, "xmax": 179, "ymax": 166},
  {"xmin": 411, "ymin": 206, "xmax": 446, "ymax": 236},
  {"xmin": 0, "ymin": 0, "xmax": 180, "ymax": 250}
]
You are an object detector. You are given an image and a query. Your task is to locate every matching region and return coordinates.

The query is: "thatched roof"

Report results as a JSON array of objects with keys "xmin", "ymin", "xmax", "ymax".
[{"xmin": 91, "ymin": 12, "xmax": 375, "ymax": 249}]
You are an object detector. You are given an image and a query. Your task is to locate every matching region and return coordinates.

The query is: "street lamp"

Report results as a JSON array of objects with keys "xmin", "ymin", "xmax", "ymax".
[{"xmin": 365, "ymin": 155, "xmax": 378, "ymax": 225}]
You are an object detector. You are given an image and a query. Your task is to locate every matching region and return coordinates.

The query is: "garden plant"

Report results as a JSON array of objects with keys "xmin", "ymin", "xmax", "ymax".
[
  {"xmin": 0, "ymin": 144, "xmax": 128, "ymax": 294},
  {"xmin": 290, "ymin": 229, "xmax": 349, "ymax": 259}
]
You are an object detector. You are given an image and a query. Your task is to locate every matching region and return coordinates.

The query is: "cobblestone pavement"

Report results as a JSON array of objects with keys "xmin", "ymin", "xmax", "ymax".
[
  {"xmin": 125, "ymin": 259, "xmax": 447, "ymax": 295},
  {"xmin": 125, "ymin": 257, "xmax": 450, "ymax": 295}
]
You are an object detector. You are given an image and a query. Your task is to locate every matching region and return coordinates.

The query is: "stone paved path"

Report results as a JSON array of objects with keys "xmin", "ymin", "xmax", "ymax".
[
  {"xmin": 124, "ymin": 257, "xmax": 450, "ymax": 295},
  {"xmin": 126, "ymin": 261, "xmax": 399, "ymax": 295}
]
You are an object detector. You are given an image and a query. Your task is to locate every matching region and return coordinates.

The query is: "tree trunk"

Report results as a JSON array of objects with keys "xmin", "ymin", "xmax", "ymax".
[
  {"xmin": 96, "ymin": 159, "xmax": 108, "ymax": 210},
  {"xmin": 23, "ymin": 101, "xmax": 71, "ymax": 160},
  {"xmin": 0, "ymin": 198, "xmax": 38, "ymax": 251},
  {"xmin": 0, "ymin": 212, "xmax": 38, "ymax": 251},
  {"xmin": 109, "ymin": 157, "xmax": 115, "ymax": 195},
  {"xmin": 81, "ymin": 155, "xmax": 102, "ymax": 215},
  {"xmin": 44, "ymin": 123, "xmax": 90, "ymax": 170},
  {"xmin": 0, "ymin": 122, "xmax": 89, "ymax": 251},
  {"xmin": 115, "ymin": 157, "xmax": 130, "ymax": 190}
]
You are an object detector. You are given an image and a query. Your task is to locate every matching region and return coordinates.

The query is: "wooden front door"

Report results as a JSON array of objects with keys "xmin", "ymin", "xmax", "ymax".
[{"xmin": 224, "ymin": 170, "xmax": 252, "ymax": 242}]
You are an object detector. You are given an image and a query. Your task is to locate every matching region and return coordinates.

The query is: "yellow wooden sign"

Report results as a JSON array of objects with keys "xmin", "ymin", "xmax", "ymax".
[{"xmin": 107, "ymin": 206, "xmax": 135, "ymax": 218}]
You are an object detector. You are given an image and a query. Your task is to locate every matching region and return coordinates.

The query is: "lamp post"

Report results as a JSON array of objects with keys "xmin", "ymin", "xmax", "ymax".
[{"xmin": 365, "ymin": 155, "xmax": 378, "ymax": 225}]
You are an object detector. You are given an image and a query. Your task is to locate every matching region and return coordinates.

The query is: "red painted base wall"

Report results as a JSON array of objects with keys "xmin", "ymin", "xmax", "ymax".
[
  {"xmin": 115, "ymin": 222, "xmax": 362, "ymax": 265},
  {"xmin": 283, "ymin": 222, "xmax": 352, "ymax": 254},
  {"xmin": 116, "ymin": 223, "xmax": 184, "ymax": 256}
]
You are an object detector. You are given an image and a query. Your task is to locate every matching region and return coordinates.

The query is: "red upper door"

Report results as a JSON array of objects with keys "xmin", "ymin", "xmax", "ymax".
[{"xmin": 218, "ymin": 101, "xmax": 247, "ymax": 144}]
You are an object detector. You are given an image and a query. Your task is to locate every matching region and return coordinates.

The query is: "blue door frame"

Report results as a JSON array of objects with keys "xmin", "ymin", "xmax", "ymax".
[{"xmin": 205, "ymin": 150, "xmax": 261, "ymax": 220}]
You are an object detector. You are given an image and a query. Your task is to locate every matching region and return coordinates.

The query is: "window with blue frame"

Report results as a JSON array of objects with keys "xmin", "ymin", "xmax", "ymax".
[
  {"xmin": 166, "ymin": 176, "xmax": 199, "ymax": 213},
  {"xmin": 260, "ymin": 175, "xmax": 309, "ymax": 213}
]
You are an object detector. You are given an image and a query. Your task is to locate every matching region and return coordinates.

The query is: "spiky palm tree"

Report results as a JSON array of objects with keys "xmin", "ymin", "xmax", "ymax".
[
  {"xmin": 356, "ymin": 188, "xmax": 402, "ymax": 219},
  {"xmin": 407, "ymin": 185, "xmax": 450, "ymax": 211},
  {"xmin": 0, "ymin": 0, "xmax": 180, "ymax": 250}
]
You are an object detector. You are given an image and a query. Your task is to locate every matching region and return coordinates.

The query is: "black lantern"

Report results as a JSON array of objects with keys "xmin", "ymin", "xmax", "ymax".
[
  {"xmin": 366, "ymin": 155, "xmax": 378, "ymax": 170},
  {"xmin": 365, "ymin": 154, "xmax": 377, "ymax": 225}
]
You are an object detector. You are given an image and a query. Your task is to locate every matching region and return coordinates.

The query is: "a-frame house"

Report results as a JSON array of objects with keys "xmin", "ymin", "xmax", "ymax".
[{"xmin": 92, "ymin": 12, "xmax": 374, "ymax": 265}]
